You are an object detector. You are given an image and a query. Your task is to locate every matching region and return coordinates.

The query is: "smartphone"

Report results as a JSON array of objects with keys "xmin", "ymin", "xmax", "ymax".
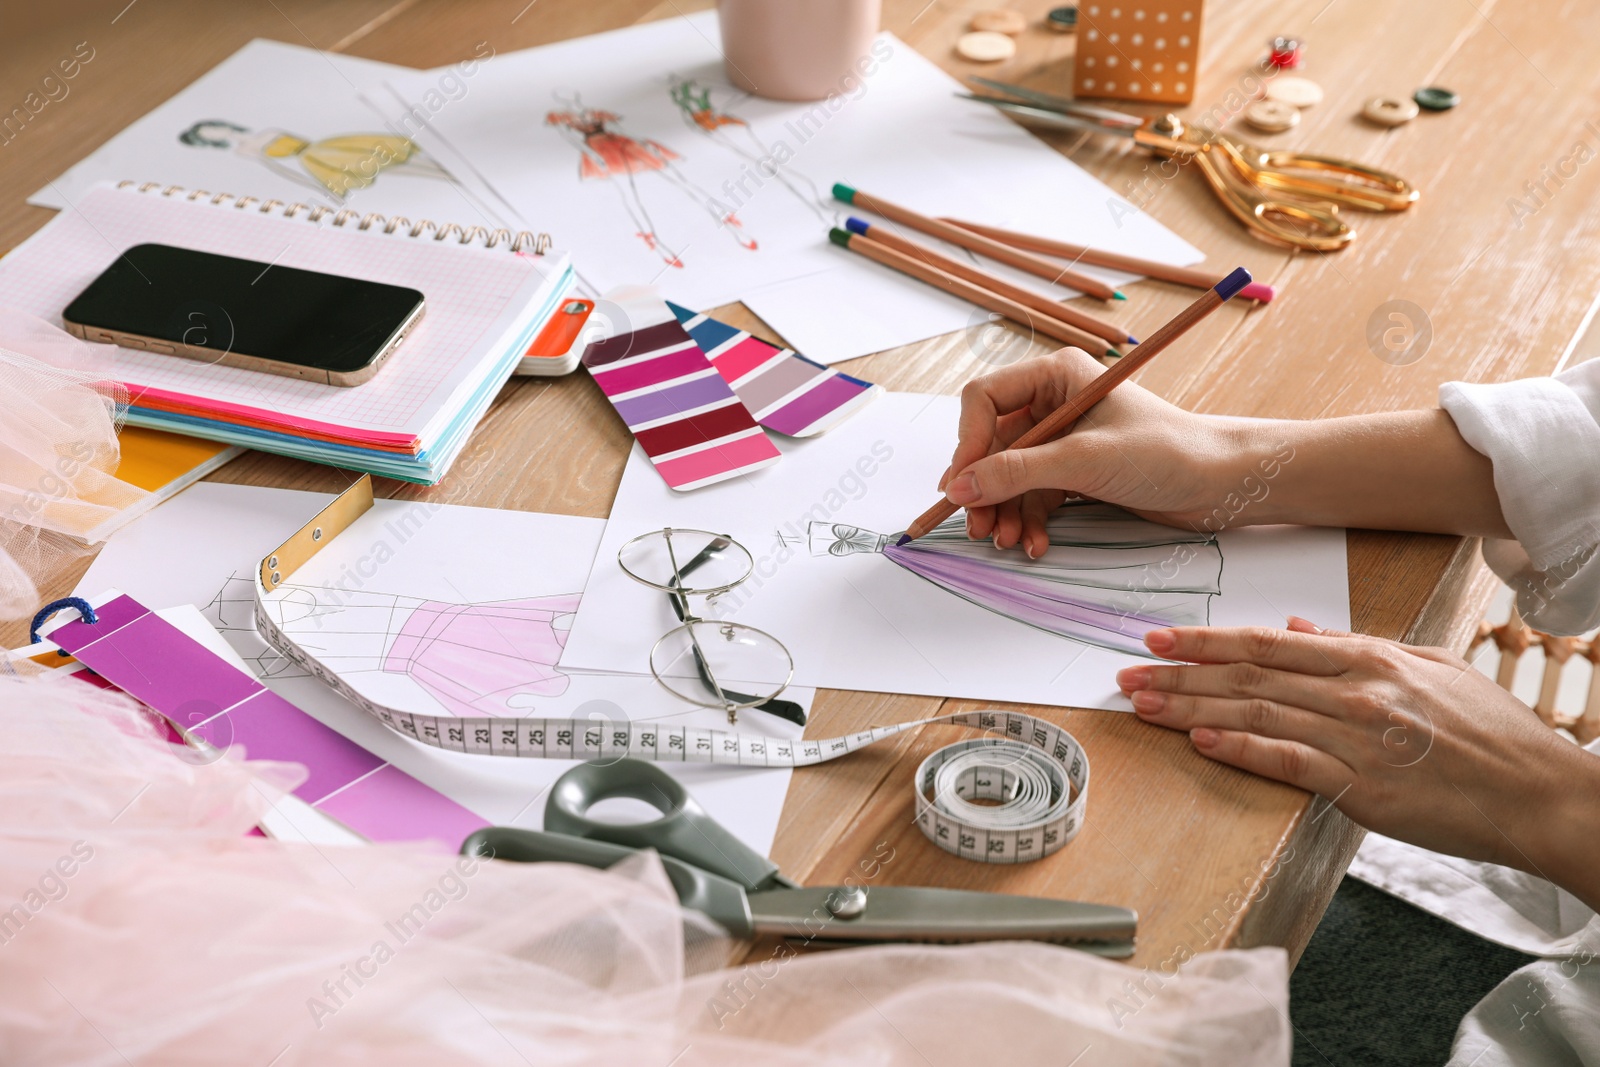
[{"xmin": 62, "ymin": 243, "xmax": 425, "ymax": 387}]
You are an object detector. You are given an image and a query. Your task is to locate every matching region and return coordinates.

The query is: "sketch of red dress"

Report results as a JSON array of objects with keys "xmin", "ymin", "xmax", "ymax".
[
  {"xmin": 558, "ymin": 113, "xmax": 680, "ymax": 179},
  {"xmin": 381, "ymin": 594, "xmax": 580, "ymax": 717},
  {"xmin": 546, "ymin": 93, "xmax": 757, "ymax": 268}
]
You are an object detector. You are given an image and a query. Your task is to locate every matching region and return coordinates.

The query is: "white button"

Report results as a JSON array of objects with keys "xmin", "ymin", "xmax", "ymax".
[
  {"xmin": 956, "ymin": 30, "xmax": 1017, "ymax": 61},
  {"xmin": 1265, "ymin": 76, "xmax": 1324, "ymax": 108}
]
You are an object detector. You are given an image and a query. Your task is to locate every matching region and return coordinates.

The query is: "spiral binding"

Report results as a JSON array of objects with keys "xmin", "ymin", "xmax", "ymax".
[{"xmin": 117, "ymin": 180, "xmax": 553, "ymax": 255}]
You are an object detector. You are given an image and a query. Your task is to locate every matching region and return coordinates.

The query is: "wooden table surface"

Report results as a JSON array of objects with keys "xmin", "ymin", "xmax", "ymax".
[{"xmin": 6, "ymin": 0, "xmax": 1597, "ymax": 971}]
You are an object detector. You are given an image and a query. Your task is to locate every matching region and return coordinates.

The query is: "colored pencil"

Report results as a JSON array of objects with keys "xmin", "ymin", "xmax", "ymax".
[
  {"xmin": 832, "ymin": 183, "xmax": 1123, "ymax": 301},
  {"xmin": 843, "ymin": 217, "xmax": 1136, "ymax": 347},
  {"xmin": 940, "ymin": 218, "xmax": 1278, "ymax": 304},
  {"xmin": 829, "ymin": 227, "xmax": 1121, "ymax": 359},
  {"xmin": 898, "ymin": 267, "xmax": 1254, "ymax": 544}
]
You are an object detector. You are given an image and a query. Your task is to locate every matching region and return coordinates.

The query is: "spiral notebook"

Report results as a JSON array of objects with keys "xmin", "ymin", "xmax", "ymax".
[{"xmin": 0, "ymin": 181, "xmax": 574, "ymax": 483}]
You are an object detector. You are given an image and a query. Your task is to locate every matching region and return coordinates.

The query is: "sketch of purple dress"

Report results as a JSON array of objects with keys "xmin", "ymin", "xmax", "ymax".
[
  {"xmin": 381, "ymin": 595, "xmax": 580, "ymax": 716},
  {"xmin": 808, "ymin": 502, "xmax": 1223, "ymax": 658}
]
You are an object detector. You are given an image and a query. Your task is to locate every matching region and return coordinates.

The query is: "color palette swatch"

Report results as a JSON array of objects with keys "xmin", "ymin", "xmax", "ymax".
[
  {"xmin": 668, "ymin": 303, "xmax": 882, "ymax": 438},
  {"xmin": 44, "ymin": 592, "xmax": 489, "ymax": 847},
  {"xmin": 583, "ymin": 307, "xmax": 781, "ymax": 491}
]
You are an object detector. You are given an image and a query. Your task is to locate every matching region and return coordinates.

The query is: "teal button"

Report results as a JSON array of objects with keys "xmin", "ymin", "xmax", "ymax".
[
  {"xmin": 1413, "ymin": 86, "xmax": 1460, "ymax": 111},
  {"xmin": 1047, "ymin": 6, "xmax": 1078, "ymax": 30}
]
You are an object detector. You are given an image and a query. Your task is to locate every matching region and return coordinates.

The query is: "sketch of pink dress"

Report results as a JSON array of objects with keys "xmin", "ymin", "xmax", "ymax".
[
  {"xmin": 381, "ymin": 595, "xmax": 580, "ymax": 716},
  {"xmin": 546, "ymin": 92, "xmax": 758, "ymax": 268},
  {"xmin": 808, "ymin": 502, "xmax": 1224, "ymax": 658}
]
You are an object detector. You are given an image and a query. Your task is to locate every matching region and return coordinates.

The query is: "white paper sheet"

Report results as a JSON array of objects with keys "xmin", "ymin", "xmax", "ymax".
[
  {"xmin": 561, "ymin": 392, "xmax": 1350, "ymax": 709},
  {"xmin": 374, "ymin": 13, "xmax": 1200, "ymax": 363},
  {"xmin": 78, "ymin": 483, "xmax": 802, "ymax": 857},
  {"xmin": 33, "ymin": 39, "xmax": 515, "ymax": 232}
]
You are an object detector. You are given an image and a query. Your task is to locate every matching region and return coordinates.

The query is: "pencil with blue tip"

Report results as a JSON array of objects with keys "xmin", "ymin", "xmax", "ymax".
[
  {"xmin": 829, "ymin": 226, "xmax": 1122, "ymax": 359},
  {"xmin": 843, "ymin": 217, "xmax": 1136, "ymax": 347},
  {"xmin": 832, "ymin": 182, "xmax": 1125, "ymax": 302},
  {"xmin": 898, "ymin": 267, "xmax": 1254, "ymax": 545}
]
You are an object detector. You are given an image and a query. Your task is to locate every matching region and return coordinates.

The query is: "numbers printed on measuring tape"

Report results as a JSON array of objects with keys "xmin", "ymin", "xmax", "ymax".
[{"xmin": 253, "ymin": 592, "xmax": 1091, "ymax": 864}]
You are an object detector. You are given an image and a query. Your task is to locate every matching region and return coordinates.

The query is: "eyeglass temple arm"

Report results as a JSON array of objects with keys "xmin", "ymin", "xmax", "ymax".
[{"xmin": 669, "ymin": 540, "xmax": 808, "ymax": 727}]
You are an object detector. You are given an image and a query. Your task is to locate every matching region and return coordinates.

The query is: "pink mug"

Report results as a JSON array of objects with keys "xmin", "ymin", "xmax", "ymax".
[{"xmin": 717, "ymin": 0, "xmax": 883, "ymax": 102}]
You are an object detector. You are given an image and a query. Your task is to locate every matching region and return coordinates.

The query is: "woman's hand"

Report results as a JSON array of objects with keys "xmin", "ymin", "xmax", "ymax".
[
  {"xmin": 941, "ymin": 347, "xmax": 1268, "ymax": 556},
  {"xmin": 939, "ymin": 347, "xmax": 1512, "ymax": 554},
  {"xmin": 1118, "ymin": 618, "xmax": 1600, "ymax": 911}
]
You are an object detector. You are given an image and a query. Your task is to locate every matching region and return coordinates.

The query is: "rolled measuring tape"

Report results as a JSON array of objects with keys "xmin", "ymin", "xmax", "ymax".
[{"xmin": 252, "ymin": 588, "xmax": 1089, "ymax": 865}]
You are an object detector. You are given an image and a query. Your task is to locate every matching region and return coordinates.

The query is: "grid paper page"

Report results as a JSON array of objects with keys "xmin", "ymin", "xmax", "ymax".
[{"xmin": 0, "ymin": 183, "xmax": 562, "ymax": 440}]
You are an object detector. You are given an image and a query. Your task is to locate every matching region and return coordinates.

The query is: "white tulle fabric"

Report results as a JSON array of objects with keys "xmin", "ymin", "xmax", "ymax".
[
  {"xmin": 0, "ymin": 672, "xmax": 1291, "ymax": 1066},
  {"xmin": 0, "ymin": 308, "xmax": 150, "ymax": 619}
]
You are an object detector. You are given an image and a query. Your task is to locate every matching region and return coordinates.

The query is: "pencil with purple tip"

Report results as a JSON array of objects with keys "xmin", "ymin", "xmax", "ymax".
[{"xmin": 898, "ymin": 267, "xmax": 1254, "ymax": 545}]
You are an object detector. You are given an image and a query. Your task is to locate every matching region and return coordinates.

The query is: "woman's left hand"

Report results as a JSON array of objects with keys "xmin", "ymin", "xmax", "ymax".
[{"xmin": 1117, "ymin": 618, "xmax": 1600, "ymax": 902}]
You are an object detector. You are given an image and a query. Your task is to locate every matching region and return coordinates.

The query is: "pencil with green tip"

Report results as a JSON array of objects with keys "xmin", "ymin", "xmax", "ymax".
[
  {"xmin": 844, "ymin": 217, "xmax": 1136, "ymax": 347},
  {"xmin": 897, "ymin": 267, "xmax": 1254, "ymax": 545},
  {"xmin": 832, "ymin": 182, "xmax": 1124, "ymax": 302},
  {"xmin": 829, "ymin": 226, "xmax": 1122, "ymax": 359}
]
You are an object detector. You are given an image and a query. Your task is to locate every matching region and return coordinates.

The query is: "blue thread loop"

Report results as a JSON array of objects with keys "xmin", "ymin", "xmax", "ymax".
[{"xmin": 30, "ymin": 597, "xmax": 99, "ymax": 649}]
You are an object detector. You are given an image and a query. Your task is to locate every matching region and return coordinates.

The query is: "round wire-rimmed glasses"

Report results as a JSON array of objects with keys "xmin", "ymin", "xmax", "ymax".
[{"xmin": 617, "ymin": 528, "xmax": 799, "ymax": 725}]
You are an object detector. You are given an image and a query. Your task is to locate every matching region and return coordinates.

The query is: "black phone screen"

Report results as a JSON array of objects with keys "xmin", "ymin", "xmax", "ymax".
[{"xmin": 63, "ymin": 243, "xmax": 424, "ymax": 374}]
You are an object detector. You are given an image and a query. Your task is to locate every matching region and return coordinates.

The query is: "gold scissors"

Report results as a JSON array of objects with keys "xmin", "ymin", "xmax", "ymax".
[{"xmin": 962, "ymin": 78, "xmax": 1419, "ymax": 252}]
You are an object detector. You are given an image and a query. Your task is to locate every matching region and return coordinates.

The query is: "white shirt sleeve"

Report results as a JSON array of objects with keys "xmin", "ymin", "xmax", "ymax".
[{"xmin": 1440, "ymin": 359, "xmax": 1600, "ymax": 635}]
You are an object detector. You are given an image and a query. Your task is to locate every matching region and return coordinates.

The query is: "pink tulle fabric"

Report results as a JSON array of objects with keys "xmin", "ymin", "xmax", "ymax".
[
  {"xmin": 0, "ymin": 672, "xmax": 1292, "ymax": 1065},
  {"xmin": 0, "ymin": 308, "xmax": 150, "ymax": 618}
]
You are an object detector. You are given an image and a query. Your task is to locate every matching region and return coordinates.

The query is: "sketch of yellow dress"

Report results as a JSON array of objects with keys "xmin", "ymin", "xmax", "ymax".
[
  {"xmin": 668, "ymin": 77, "xmax": 831, "ymax": 223},
  {"xmin": 178, "ymin": 120, "xmax": 450, "ymax": 201},
  {"xmin": 545, "ymin": 92, "xmax": 758, "ymax": 268},
  {"xmin": 807, "ymin": 503, "xmax": 1224, "ymax": 658}
]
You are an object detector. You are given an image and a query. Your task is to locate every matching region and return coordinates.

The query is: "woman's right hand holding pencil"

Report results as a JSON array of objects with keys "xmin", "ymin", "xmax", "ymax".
[
  {"xmin": 940, "ymin": 346, "xmax": 1254, "ymax": 556},
  {"xmin": 943, "ymin": 346, "xmax": 1513, "ymax": 556}
]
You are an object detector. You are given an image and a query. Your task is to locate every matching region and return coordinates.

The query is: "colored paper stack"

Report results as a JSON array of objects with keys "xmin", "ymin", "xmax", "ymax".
[{"xmin": 0, "ymin": 182, "xmax": 576, "ymax": 485}]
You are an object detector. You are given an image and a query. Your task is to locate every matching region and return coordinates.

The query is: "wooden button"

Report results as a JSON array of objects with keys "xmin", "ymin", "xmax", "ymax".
[
  {"xmin": 970, "ymin": 9, "xmax": 1027, "ymax": 35},
  {"xmin": 1244, "ymin": 99, "xmax": 1301, "ymax": 133},
  {"xmin": 1046, "ymin": 6, "xmax": 1078, "ymax": 32},
  {"xmin": 1264, "ymin": 76, "xmax": 1324, "ymax": 108},
  {"xmin": 1414, "ymin": 86, "xmax": 1460, "ymax": 111},
  {"xmin": 957, "ymin": 30, "xmax": 1018, "ymax": 62},
  {"xmin": 1362, "ymin": 95, "xmax": 1419, "ymax": 127}
]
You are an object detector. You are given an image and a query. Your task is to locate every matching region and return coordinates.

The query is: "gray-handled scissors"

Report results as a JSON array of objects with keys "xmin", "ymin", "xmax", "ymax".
[{"xmin": 461, "ymin": 758, "xmax": 1137, "ymax": 955}]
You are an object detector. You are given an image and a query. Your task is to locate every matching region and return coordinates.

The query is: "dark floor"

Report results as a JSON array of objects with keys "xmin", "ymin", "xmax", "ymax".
[{"xmin": 1289, "ymin": 877, "xmax": 1537, "ymax": 1065}]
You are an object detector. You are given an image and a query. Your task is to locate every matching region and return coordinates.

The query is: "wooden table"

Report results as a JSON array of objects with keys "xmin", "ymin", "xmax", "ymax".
[{"xmin": 6, "ymin": 0, "xmax": 1598, "ymax": 971}]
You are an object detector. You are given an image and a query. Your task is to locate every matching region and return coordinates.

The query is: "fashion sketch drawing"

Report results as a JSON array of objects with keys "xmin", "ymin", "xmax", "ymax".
[
  {"xmin": 667, "ymin": 76, "xmax": 830, "ymax": 222},
  {"xmin": 178, "ymin": 120, "xmax": 452, "ymax": 201},
  {"xmin": 545, "ymin": 90, "xmax": 759, "ymax": 268},
  {"xmin": 806, "ymin": 501, "xmax": 1225, "ymax": 659}
]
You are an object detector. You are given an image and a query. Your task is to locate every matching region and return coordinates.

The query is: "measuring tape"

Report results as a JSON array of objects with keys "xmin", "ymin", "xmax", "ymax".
[{"xmin": 253, "ymin": 477, "xmax": 1090, "ymax": 864}]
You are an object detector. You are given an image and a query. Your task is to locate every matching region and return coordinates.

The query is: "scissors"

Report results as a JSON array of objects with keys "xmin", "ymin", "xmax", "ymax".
[
  {"xmin": 461, "ymin": 757, "xmax": 1138, "ymax": 956},
  {"xmin": 961, "ymin": 77, "xmax": 1420, "ymax": 252}
]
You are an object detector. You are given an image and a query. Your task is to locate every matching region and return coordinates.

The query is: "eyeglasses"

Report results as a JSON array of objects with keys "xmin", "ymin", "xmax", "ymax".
[{"xmin": 617, "ymin": 528, "xmax": 801, "ymax": 726}]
